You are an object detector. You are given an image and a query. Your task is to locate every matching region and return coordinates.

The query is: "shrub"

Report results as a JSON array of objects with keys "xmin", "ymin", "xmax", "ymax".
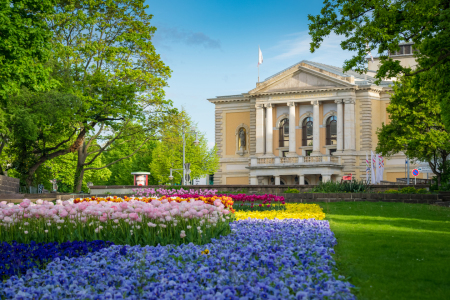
[
  {"xmin": 311, "ymin": 180, "xmax": 370, "ymax": 193},
  {"xmin": 284, "ymin": 188, "xmax": 299, "ymax": 193},
  {"xmin": 384, "ymin": 189, "xmax": 399, "ymax": 194},
  {"xmin": 399, "ymin": 186, "xmax": 419, "ymax": 194}
]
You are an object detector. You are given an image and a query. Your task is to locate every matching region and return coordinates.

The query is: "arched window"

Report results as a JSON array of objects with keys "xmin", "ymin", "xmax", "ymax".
[
  {"xmin": 302, "ymin": 117, "xmax": 313, "ymax": 146},
  {"xmin": 326, "ymin": 116, "xmax": 337, "ymax": 145},
  {"xmin": 279, "ymin": 118, "xmax": 289, "ymax": 147}
]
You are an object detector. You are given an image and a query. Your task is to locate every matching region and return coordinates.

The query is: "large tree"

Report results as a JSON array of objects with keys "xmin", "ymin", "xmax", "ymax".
[
  {"xmin": 376, "ymin": 66, "xmax": 450, "ymax": 186},
  {"xmin": 0, "ymin": 0, "xmax": 57, "ymax": 175},
  {"xmin": 6, "ymin": 0, "xmax": 171, "ymax": 185},
  {"xmin": 308, "ymin": 0, "xmax": 450, "ymax": 80}
]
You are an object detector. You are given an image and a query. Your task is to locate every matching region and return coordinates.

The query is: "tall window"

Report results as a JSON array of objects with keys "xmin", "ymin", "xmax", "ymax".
[
  {"xmin": 326, "ymin": 116, "xmax": 337, "ymax": 145},
  {"xmin": 302, "ymin": 117, "xmax": 313, "ymax": 146},
  {"xmin": 279, "ymin": 118, "xmax": 289, "ymax": 147}
]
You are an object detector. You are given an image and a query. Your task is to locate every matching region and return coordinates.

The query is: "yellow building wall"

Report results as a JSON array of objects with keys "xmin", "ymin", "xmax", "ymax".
[
  {"xmin": 226, "ymin": 176, "xmax": 249, "ymax": 185},
  {"xmin": 225, "ymin": 112, "xmax": 250, "ymax": 156},
  {"xmin": 371, "ymin": 100, "xmax": 383, "ymax": 148},
  {"xmin": 355, "ymin": 99, "xmax": 361, "ymax": 151},
  {"xmin": 386, "ymin": 172, "xmax": 405, "ymax": 182}
]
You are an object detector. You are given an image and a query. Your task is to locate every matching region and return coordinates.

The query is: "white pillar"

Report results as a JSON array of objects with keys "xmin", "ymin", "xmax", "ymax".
[
  {"xmin": 274, "ymin": 175, "xmax": 280, "ymax": 185},
  {"xmin": 322, "ymin": 174, "xmax": 331, "ymax": 182},
  {"xmin": 344, "ymin": 99, "xmax": 356, "ymax": 151},
  {"xmin": 265, "ymin": 103, "xmax": 274, "ymax": 156},
  {"xmin": 288, "ymin": 102, "xmax": 296, "ymax": 156},
  {"xmin": 299, "ymin": 175, "xmax": 305, "ymax": 185},
  {"xmin": 255, "ymin": 104, "xmax": 265, "ymax": 155},
  {"xmin": 250, "ymin": 176, "xmax": 258, "ymax": 185},
  {"xmin": 311, "ymin": 100, "xmax": 321, "ymax": 155},
  {"xmin": 335, "ymin": 99, "xmax": 344, "ymax": 152}
]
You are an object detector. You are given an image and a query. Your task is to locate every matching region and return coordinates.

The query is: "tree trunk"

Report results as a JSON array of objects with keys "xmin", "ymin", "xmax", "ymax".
[
  {"xmin": 74, "ymin": 141, "xmax": 88, "ymax": 193},
  {"xmin": 25, "ymin": 126, "xmax": 90, "ymax": 187},
  {"xmin": 0, "ymin": 139, "xmax": 5, "ymax": 175}
]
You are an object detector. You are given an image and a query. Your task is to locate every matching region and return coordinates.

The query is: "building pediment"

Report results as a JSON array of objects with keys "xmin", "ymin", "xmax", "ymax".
[{"xmin": 249, "ymin": 61, "xmax": 356, "ymax": 95}]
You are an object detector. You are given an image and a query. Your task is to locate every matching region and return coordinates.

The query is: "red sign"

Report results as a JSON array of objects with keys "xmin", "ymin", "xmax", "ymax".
[
  {"xmin": 342, "ymin": 174, "xmax": 352, "ymax": 181},
  {"xmin": 134, "ymin": 174, "xmax": 148, "ymax": 186}
]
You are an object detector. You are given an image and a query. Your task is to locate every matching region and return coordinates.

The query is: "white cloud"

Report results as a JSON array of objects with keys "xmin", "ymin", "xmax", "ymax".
[{"xmin": 269, "ymin": 31, "xmax": 355, "ymax": 68}]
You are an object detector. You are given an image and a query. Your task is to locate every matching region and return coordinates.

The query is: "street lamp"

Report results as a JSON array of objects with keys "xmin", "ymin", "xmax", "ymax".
[
  {"xmin": 169, "ymin": 167, "xmax": 182, "ymax": 183},
  {"xmin": 182, "ymin": 126, "xmax": 200, "ymax": 185}
]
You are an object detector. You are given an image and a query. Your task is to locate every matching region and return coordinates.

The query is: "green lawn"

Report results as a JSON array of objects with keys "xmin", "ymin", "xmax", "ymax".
[{"xmin": 318, "ymin": 202, "xmax": 450, "ymax": 300}]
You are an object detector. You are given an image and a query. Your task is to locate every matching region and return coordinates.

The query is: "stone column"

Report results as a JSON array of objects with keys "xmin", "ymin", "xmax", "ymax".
[
  {"xmin": 250, "ymin": 176, "xmax": 258, "ymax": 185},
  {"xmin": 335, "ymin": 99, "xmax": 344, "ymax": 152},
  {"xmin": 311, "ymin": 100, "xmax": 321, "ymax": 156},
  {"xmin": 287, "ymin": 102, "xmax": 297, "ymax": 156},
  {"xmin": 344, "ymin": 99, "xmax": 356, "ymax": 151},
  {"xmin": 264, "ymin": 103, "xmax": 274, "ymax": 156},
  {"xmin": 322, "ymin": 174, "xmax": 332, "ymax": 182},
  {"xmin": 299, "ymin": 175, "xmax": 305, "ymax": 185},
  {"xmin": 255, "ymin": 104, "xmax": 265, "ymax": 155},
  {"xmin": 274, "ymin": 175, "xmax": 280, "ymax": 185}
]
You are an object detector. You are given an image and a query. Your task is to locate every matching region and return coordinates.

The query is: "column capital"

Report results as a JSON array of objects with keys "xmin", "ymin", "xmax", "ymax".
[
  {"xmin": 287, "ymin": 101, "xmax": 295, "ymax": 107},
  {"xmin": 335, "ymin": 99, "xmax": 344, "ymax": 104},
  {"xmin": 311, "ymin": 100, "xmax": 320, "ymax": 106},
  {"xmin": 255, "ymin": 103, "xmax": 264, "ymax": 109},
  {"xmin": 264, "ymin": 103, "xmax": 273, "ymax": 108},
  {"xmin": 344, "ymin": 98, "xmax": 355, "ymax": 104}
]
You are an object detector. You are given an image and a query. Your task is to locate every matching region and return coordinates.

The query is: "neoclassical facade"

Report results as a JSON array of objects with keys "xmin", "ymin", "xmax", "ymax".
[{"xmin": 208, "ymin": 58, "xmax": 420, "ymax": 185}]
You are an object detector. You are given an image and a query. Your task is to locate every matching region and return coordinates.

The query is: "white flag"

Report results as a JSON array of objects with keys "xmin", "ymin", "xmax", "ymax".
[
  {"xmin": 258, "ymin": 46, "xmax": 263, "ymax": 65},
  {"xmin": 371, "ymin": 151, "xmax": 376, "ymax": 184},
  {"xmin": 375, "ymin": 153, "xmax": 380, "ymax": 184},
  {"xmin": 366, "ymin": 153, "xmax": 370, "ymax": 183},
  {"xmin": 378, "ymin": 154, "xmax": 384, "ymax": 183}
]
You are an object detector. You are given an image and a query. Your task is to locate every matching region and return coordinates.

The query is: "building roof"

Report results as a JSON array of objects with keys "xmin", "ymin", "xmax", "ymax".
[{"xmin": 264, "ymin": 60, "xmax": 375, "ymax": 84}]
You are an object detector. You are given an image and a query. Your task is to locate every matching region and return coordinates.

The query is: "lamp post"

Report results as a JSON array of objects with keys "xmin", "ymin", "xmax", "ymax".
[
  {"xmin": 182, "ymin": 126, "xmax": 200, "ymax": 185},
  {"xmin": 169, "ymin": 167, "xmax": 183, "ymax": 184}
]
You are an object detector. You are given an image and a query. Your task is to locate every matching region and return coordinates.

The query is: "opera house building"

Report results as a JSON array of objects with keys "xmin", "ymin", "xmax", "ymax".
[{"xmin": 208, "ymin": 44, "xmax": 422, "ymax": 185}]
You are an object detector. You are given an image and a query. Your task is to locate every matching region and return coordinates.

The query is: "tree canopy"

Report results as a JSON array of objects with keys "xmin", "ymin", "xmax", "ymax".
[
  {"xmin": 308, "ymin": 0, "xmax": 450, "ymax": 80},
  {"xmin": 376, "ymin": 67, "xmax": 450, "ymax": 185}
]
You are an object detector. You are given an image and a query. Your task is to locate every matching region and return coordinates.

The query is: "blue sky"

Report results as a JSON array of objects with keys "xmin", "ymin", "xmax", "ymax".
[{"xmin": 146, "ymin": 0, "xmax": 356, "ymax": 147}]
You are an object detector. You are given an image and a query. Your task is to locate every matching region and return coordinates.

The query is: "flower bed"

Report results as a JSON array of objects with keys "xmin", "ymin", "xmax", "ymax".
[
  {"xmin": 132, "ymin": 188, "xmax": 218, "ymax": 197},
  {"xmin": 0, "ymin": 218, "xmax": 354, "ymax": 299},
  {"xmin": 0, "ymin": 240, "xmax": 114, "ymax": 280},
  {"xmin": 235, "ymin": 203, "xmax": 326, "ymax": 220},
  {"xmin": 74, "ymin": 195, "xmax": 235, "ymax": 213},
  {"xmin": 0, "ymin": 199, "xmax": 233, "ymax": 246}
]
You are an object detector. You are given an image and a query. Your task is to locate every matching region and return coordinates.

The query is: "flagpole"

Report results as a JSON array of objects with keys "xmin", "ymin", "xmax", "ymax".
[{"xmin": 258, "ymin": 45, "xmax": 260, "ymax": 82}]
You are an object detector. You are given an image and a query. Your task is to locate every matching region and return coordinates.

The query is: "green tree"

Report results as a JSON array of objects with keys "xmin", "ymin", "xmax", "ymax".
[
  {"xmin": 308, "ymin": 0, "xmax": 450, "ymax": 80},
  {"xmin": 0, "ymin": 0, "xmax": 56, "ymax": 98},
  {"xmin": 376, "ymin": 68, "xmax": 450, "ymax": 186},
  {"xmin": 150, "ymin": 113, "xmax": 219, "ymax": 185},
  {"xmin": 0, "ymin": 0, "xmax": 57, "ymax": 174},
  {"xmin": 6, "ymin": 0, "xmax": 171, "ymax": 185},
  {"xmin": 98, "ymin": 140, "xmax": 157, "ymax": 186}
]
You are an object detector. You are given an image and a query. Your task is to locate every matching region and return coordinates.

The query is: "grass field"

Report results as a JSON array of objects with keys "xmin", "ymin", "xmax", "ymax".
[{"xmin": 318, "ymin": 202, "xmax": 450, "ymax": 300}]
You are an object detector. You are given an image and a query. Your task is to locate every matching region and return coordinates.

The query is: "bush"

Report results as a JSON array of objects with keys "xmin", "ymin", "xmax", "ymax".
[
  {"xmin": 284, "ymin": 188, "xmax": 299, "ymax": 193},
  {"xmin": 384, "ymin": 187, "xmax": 429, "ymax": 194},
  {"xmin": 311, "ymin": 180, "xmax": 370, "ymax": 193},
  {"xmin": 399, "ymin": 187, "xmax": 419, "ymax": 194},
  {"xmin": 384, "ymin": 189, "xmax": 399, "ymax": 194}
]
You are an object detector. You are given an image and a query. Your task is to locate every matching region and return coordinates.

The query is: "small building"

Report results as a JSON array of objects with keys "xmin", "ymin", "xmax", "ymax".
[{"xmin": 208, "ymin": 49, "xmax": 422, "ymax": 185}]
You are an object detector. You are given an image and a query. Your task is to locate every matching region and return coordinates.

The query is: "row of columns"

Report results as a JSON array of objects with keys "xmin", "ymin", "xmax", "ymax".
[{"xmin": 255, "ymin": 99, "xmax": 356, "ymax": 156}]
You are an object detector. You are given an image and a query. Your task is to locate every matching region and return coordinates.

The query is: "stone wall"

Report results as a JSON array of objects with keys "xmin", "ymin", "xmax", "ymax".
[
  {"xmin": 282, "ymin": 192, "xmax": 439, "ymax": 204},
  {"xmin": 0, "ymin": 175, "xmax": 20, "ymax": 194},
  {"xmin": 89, "ymin": 184, "xmax": 429, "ymax": 195}
]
